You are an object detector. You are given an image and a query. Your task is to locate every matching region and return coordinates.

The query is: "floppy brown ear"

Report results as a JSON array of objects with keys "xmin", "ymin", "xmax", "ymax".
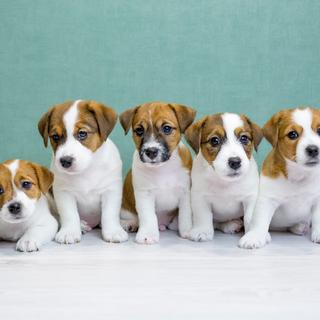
[
  {"xmin": 30, "ymin": 163, "xmax": 54, "ymax": 194},
  {"xmin": 184, "ymin": 117, "xmax": 207, "ymax": 154},
  {"xmin": 241, "ymin": 114, "xmax": 263, "ymax": 151},
  {"xmin": 120, "ymin": 107, "xmax": 139, "ymax": 135},
  {"xmin": 169, "ymin": 104, "xmax": 196, "ymax": 133},
  {"xmin": 38, "ymin": 108, "xmax": 54, "ymax": 147},
  {"xmin": 87, "ymin": 101, "xmax": 117, "ymax": 141},
  {"xmin": 263, "ymin": 111, "xmax": 283, "ymax": 147}
]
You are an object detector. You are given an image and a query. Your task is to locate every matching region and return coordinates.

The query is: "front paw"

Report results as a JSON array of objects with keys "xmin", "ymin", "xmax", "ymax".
[
  {"xmin": 55, "ymin": 227, "xmax": 81, "ymax": 244},
  {"xmin": 102, "ymin": 227, "xmax": 128, "ymax": 243},
  {"xmin": 311, "ymin": 229, "xmax": 320, "ymax": 243},
  {"xmin": 136, "ymin": 228, "xmax": 159, "ymax": 244},
  {"xmin": 239, "ymin": 231, "xmax": 271, "ymax": 249},
  {"xmin": 188, "ymin": 227, "xmax": 214, "ymax": 242},
  {"xmin": 16, "ymin": 238, "xmax": 40, "ymax": 252}
]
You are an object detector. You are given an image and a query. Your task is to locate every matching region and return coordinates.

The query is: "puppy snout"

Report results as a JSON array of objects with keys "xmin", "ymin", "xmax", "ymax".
[
  {"xmin": 8, "ymin": 202, "xmax": 22, "ymax": 215},
  {"xmin": 305, "ymin": 145, "xmax": 319, "ymax": 158},
  {"xmin": 145, "ymin": 147, "xmax": 159, "ymax": 160},
  {"xmin": 60, "ymin": 156, "xmax": 74, "ymax": 168},
  {"xmin": 228, "ymin": 157, "xmax": 242, "ymax": 170}
]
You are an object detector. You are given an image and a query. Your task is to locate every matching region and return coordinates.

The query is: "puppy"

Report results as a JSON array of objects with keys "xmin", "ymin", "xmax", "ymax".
[
  {"xmin": 38, "ymin": 100, "xmax": 127, "ymax": 244},
  {"xmin": 119, "ymin": 102, "xmax": 196, "ymax": 244},
  {"xmin": 0, "ymin": 160, "xmax": 58, "ymax": 252},
  {"xmin": 239, "ymin": 107, "xmax": 320, "ymax": 249},
  {"xmin": 185, "ymin": 113, "xmax": 262, "ymax": 241}
]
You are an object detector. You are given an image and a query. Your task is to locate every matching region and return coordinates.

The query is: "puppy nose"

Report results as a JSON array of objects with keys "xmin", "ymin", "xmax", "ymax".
[
  {"xmin": 60, "ymin": 156, "xmax": 74, "ymax": 168},
  {"xmin": 228, "ymin": 157, "xmax": 242, "ymax": 170},
  {"xmin": 145, "ymin": 147, "xmax": 159, "ymax": 160},
  {"xmin": 8, "ymin": 202, "xmax": 22, "ymax": 215},
  {"xmin": 306, "ymin": 145, "xmax": 319, "ymax": 158}
]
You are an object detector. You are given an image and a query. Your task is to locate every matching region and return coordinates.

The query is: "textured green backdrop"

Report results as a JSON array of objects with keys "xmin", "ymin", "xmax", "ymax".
[{"xmin": 0, "ymin": 0, "xmax": 320, "ymax": 174}]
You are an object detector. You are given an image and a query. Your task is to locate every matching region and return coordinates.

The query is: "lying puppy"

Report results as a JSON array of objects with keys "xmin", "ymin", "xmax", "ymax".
[
  {"xmin": 38, "ymin": 100, "xmax": 127, "ymax": 244},
  {"xmin": 185, "ymin": 113, "xmax": 262, "ymax": 241},
  {"xmin": 239, "ymin": 107, "xmax": 320, "ymax": 249},
  {"xmin": 120, "ymin": 102, "xmax": 196, "ymax": 244},
  {"xmin": 0, "ymin": 160, "xmax": 58, "ymax": 252}
]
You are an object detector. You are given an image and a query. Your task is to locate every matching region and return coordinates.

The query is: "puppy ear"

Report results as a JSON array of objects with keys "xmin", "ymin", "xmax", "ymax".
[
  {"xmin": 241, "ymin": 114, "xmax": 263, "ymax": 151},
  {"xmin": 30, "ymin": 163, "xmax": 54, "ymax": 194},
  {"xmin": 38, "ymin": 108, "xmax": 54, "ymax": 147},
  {"xmin": 120, "ymin": 107, "xmax": 139, "ymax": 135},
  {"xmin": 169, "ymin": 104, "xmax": 196, "ymax": 133},
  {"xmin": 263, "ymin": 111, "xmax": 283, "ymax": 147},
  {"xmin": 87, "ymin": 101, "xmax": 117, "ymax": 141},
  {"xmin": 184, "ymin": 117, "xmax": 207, "ymax": 154}
]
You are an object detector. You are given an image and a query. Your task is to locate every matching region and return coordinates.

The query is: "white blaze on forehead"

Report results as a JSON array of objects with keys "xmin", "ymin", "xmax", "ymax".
[
  {"xmin": 292, "ymin": 108, "xmax": 312, "ymax": 135},
  {"xmin": 221, "ymin": 113, "xmax": 243, "ymax": 142},
  {"xmin": 4, "ymin": 160, "xmax": 19, "ymax": 182},
  {"xmin": 63, "ymin": 100, "xmax": 82, "ymax": 137}
]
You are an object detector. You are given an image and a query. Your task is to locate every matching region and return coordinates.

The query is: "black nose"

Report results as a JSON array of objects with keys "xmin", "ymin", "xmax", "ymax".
[
  {"xmin": 306, "ymin": 145, "xmax": 319, "ymax": 158},
  {"xmin": 145, "ymin": 147, "xmax": 159, "ymax": 160},
  {"xmin": 228, "ymin": 157, "xmax": 242, "ymax": 170},
  {"xmin": 60, "ymin": 156, "xmax": 74, "ymax": 168},
  {"xmin": 8, "ymin": 202, "xmax": 22, "ymax": 215}
]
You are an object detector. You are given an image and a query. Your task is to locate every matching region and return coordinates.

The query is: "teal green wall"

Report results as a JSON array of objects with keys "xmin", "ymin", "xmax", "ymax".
[{"xmin": 1, "ymin": 0, "xmax": 320, "ymax": 173}]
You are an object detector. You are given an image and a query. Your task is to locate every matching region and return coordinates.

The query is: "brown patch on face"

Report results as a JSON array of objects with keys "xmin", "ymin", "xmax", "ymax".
[
  {"xmin": 0, "ymin": 163, "xmax": 13, "ymax": 210},
  {"xmin": 311, "ymin": 108, "xmax": 320, "ymax": 134},
  {"xmin": 122, "ymin": 169, "xmax": 137, "ymax": 215},
  {"xmin": 178, "ymin": 145, "xmax": 193, "ymax": 171}
]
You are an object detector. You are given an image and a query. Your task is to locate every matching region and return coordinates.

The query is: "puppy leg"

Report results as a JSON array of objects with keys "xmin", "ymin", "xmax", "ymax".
[
  {"xmin": 80, "ymin": 220, "xmax": 92, "ymax": 234},
  {"xmin": 188, "ymin": 193, "xmax": 214, "ymax": 242},
  {"xmin": 54, "ymin": 190, "xmax": 82, "ymax": 244},
  {"xmin": 215, "ymin": 219, "xmax": 243, "ymax": 234},
  {"xmin": 289, "ymin": 221, "xmax": 310, "ymax": 235},
  {"xmin": 135, "ymin": 190, "xmax": 159, "ymax": 244},
  {"xmin": 16, "ymin": 214, "xmax": 58, "ymax": 252},
  {"xmin": 101, "ymin": 185, "xmax": 128, "ymax": 243},
  {"xmin": 243, "ymin": 195, "xmax": 258, "ymax": 233},
  {"xmin": 168, "ymin": 216, "xmax": 178, "ymax": 231},
  {"xmin": 120, "ymin": 209, "xmax": 139, "ymax": 232},
  {"xmin": 311, "ymin": 201, "xmax": 320, "ymax": 243},
  {"xmin": 178, "ymin": 190, "xmax": 192, "ymax": 238}
]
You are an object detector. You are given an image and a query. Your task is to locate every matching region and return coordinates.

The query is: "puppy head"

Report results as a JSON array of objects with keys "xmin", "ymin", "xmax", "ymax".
[
  {"xmin": 0, "ymin": 160, "xmax": 53, "ymax": 223},
  {"xmin": 185, "ymin": 113, "xmax": 262, "ymax": 180},
  {"xmin": 38, "ymin": 100, "xmax": 117, "ymax": 174},
  {"xmin": 120, "ymin": 102, "xmax": 196, "ymax": 165},
  {"xmin": 263, "ymin": 107, "xmax": 320, "ymax": 168}
]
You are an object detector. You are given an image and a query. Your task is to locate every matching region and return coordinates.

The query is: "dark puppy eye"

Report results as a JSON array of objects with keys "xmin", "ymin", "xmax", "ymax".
[
  {"xmin": 0, "ymin": 186, "xmax": 4, "ymax": 195},
  {"xmin": 134, "ymin": 126, "xmax": 144, "ymax": 137},
  {"xmin": 77, "ymin": 130, "xmax": 88, "ymax": 141},
  {"xmin": 288, "ymin": 131, "xmax": 299, "ymax": 140},
  {"xmin": 21, "ymin": 181, "xmax": 32, "ymax": 190},
  {"xmin": 317, "ymin": 128, "xmax": 320, "ymax": 136},
  {"xmin": 210, "ymin": 136, "xmax": 221, "ymax": 147},
  {"xmin": 239, "ymin": 135, "xmax": 250, "ymax": 145},
  {"xmin": 51, "ymin": 134, "xmax": 60, "ymax": 142},
  {"xmin": 162, "ymin": 125, "xmax": 173, "ymax": 135}
]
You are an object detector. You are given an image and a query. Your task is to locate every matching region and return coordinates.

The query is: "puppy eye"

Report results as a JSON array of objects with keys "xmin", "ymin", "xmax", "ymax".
[
  {"xmin": 0, "ymin": 186, "xmax": 4, "ymax": 195},
  {"xmin": 162, "ymin": 125, "xmax": 173, "ymax": 135},
  {"xmin": 77, "ymin": 130, "xmax": 88, "ymax": 141},
  {"xmin": 51, "ymin": 134, "xmax": 60, "ymax": 142},
  {"xmin": 21, "ymin": 181, "xmax": 32, "ymax": 190},
  {"xmin": 210, "ymin": 136, "xmax": 221, "ymax": 147},
  {"xmin": 287, "ymin": 131, "xmax": 299, "ymax": 140},
  {"xmin": 317, "ymin": 128, "xmax": 320, "ymax": 136},
  {"xmin": 134, "ymin": 126, "xmax": 144, "ymax": 137},
  {"xmin": 239, "ymin": 135, "xmax": 250, "ymax": 145}
]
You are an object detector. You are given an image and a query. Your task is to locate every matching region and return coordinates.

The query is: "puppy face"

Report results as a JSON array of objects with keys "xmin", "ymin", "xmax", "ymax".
[
  {"xmin": 263, "ymin": 107, "xmax": 320, "ymax": 168},
  {"xmin": 38, "ymin": 100, "xmax": 117, "ymax": 174},
  {"xmin": 120, "ymin": 102, "xmax": 196, "ymax": 165},
  {"xmin": 185, "ymin": 113, "xmax": 262, "ymax": 180},
  {"xmin": 0, "ymin": 160, "xmax": 53, "ymax": 223}
]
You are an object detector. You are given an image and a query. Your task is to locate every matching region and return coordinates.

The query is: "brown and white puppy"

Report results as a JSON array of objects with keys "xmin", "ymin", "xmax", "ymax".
[
  {"xmin": 38, "ymin": 100, "xmax": 127, "ymax": 244},
  {"xmin": 240, "ymin": 107, "xmax": 320, "ymax": 248},
  {"xmin": 185, "ymin": 113, "xmax": 262, "ymax": 241},
  {"xmin": 120, "ymin": 102, "xmax": 196, "ymax": 244},
  {"xmin": 0, "ymin": 160, "xmax": 58, "ymax": 252}
]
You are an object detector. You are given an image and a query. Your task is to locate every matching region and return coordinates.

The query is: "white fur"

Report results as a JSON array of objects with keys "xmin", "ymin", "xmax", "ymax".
[
  {"xmin": 239, "ymin": 108, "xmax": 320, "ymax": 249},
  {"xmin": 0, "ymin": 160, "xmax": 58, "ymax": 252},
  {"xmin": 52, "ymin": 100, "xmax": 127, "ymax": 244},
  {"xmin": 189, "ymin": 113, "xmax": 259, "ymax": 242}
]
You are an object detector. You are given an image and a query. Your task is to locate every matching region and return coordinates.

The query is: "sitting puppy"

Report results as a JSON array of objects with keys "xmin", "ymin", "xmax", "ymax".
[
  {"xmin": 239, "ymin": 107, "xmax": 320, "ymax": 249},
  {"xmin": 38, "ymin": 100, "xmax": 127, "ymax": 244},
  {"xmin": 185, "ymin": 113, "xmax": 263, "ymax": 241},
  {"xmin": 119, "ymin": 102, "xmax": 196, "ymax": 244},
  {"xmin": 0, "ymin": 160, "xmax": 58, "ymax": 252}
]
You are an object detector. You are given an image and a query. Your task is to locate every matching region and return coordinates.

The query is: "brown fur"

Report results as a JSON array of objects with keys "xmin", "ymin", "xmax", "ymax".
[
  {"xmin": 122, "ymin": 169, "xmax": 137, "ymax": 215},
  {"xmin": 0, "ymin": 164, "xmax": 14, "ymax": 209},
  {"xmin": 178, "ymin": 145, "xmax": 193, "ymax": 171}
]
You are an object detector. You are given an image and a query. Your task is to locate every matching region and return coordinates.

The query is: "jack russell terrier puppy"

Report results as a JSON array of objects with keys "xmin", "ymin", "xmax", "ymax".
[
  {"xmin": 0, "ymin": 160, "xmax": 58, "ymax": 252},
  {"xmin": 239, "ymin": 107, "xmax": 320, "ymax": 249},
  {"xmin": 185, "ymin": 113, "xmax": 263, "ymax": 241},
  {"xmin": 38, "ymin": 100, "xmax": 127, "ymax": 244},
  {"xmin": 119, "ymin": 102, "xmax": 196, "ymax": 244}
]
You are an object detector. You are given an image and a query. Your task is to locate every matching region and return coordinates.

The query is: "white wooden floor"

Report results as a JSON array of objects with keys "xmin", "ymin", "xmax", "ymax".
[{"xmin": 0, "ymin": 229, "xmax": 319, "ymax": 320}]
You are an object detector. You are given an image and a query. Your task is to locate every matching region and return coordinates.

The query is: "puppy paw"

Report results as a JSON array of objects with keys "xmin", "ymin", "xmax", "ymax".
[
  {"xmin": 120, "ymin": 219, "xmax": 139, "ymax": 233},
  {"xmin": 16, "ymin": 238, "xmax": 40, "ymax": 252},
  {"xmin": 217, "ymin": 219, "xmax": 243, "ymax": 234},
  {"xmin": 238, "ymin": 231, "xmax": 271, "ymax": 249},
  {"xmin": 80, "ymin": 220, "xmax": 92, "ymax": 234},
  {"xmin": 311, "ymin": 229, "xmax": 320, "ymax": 243},
  {"xmin": 159, "ymin": 224, "xmax": 167, "ymax": 232},
  {"xmin": 55, "ymin": 227, "xmax": 81, "ymax": 244},
  {"xmin": 136, "ymin": 228, "xmax": 159, "ymax": 244},
  {"xmin": 188, "ymin": 227, "xmax": 214, "ymax": 242},
  {"xmin": 289, "ymin": 222, "xmax": 309, "ymax": 236},
  {"xmin": 102, "ymin": 227, "xmax": 128, "ymax": 243}
]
